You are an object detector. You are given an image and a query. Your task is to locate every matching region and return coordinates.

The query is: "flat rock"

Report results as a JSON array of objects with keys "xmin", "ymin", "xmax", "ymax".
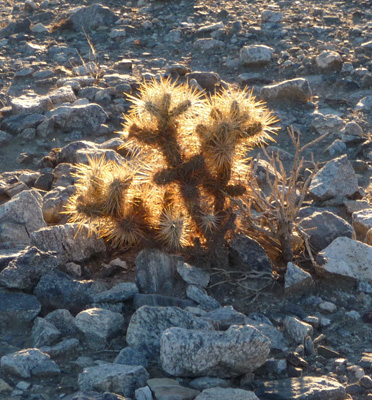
[
  {"xmin": 126, "ymin": 306, "xmax": 214, "ymax": 358},
  {"xmin": 161, "ymin": 325, "xmax": 271, "ymax": 377},
  {"xmin": 189, "ymin": 377, "xmax": 231, "ymax": 391},
  {"xmin": 240, "ymin": 45, "xmax": 274, "ymax": 66},
  {"xmin": 10, "ymin": 92, "xmax": 53, "ymax": 114},
  {"xmin": 260, "ymin": 78, "xmax": 312, "ymax": 103},
  {"xmin": 256, "ymin": 376, "xmax": 346, "ymax": 400},
  {"xmin": 133, "ymin": 293, "xmax": 196, "ymax": 310},
  {"xmin": 93, "ymin": 282, "xmax": 138, "ymax": 303},
  {"xmin": 30, "ymin": 223, "xmax": 106, "ymax": 264},
  {"xmin": 78, "ymin": 364, "xmax": 149, "ymax": 398},
  {"xmin": 0, "ymin": 246, "xmax": 59, "ymax": 290},
  {"xmin": 195, "ymin": 388, "xmax": 258, "ymax": 400},
  {"xmin": 176, "ymin": 261, "xmax": 210, "ymax": 288},
  {"xmin": 316, "ymin": 237, "xmax": 372, "ymax": 284},
  {"xmin": 309, "ymin": 155, "xmax": 359, "ymax": 201},
  {"xmin": 1, "ymin": 348, "xmax": 60, "ymax": 378}
]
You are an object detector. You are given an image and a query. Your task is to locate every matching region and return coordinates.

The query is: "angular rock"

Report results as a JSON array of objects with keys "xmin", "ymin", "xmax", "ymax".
[
  {"xmin": 147, "ymin": 378, "xmax": 200, "ymax": 400},
  {"xmin": 309, "ymin": 155, "xmax": 359, "ymax": 201},
  {"xmin": 195, "ymin": 388, "xmax": 258, "ymax": 400},
  {"xmin": 316, "ymin": 50, "xmax": 342, "ymax": 70},
  {"xmin": 0, "ymin": 289, "xmax": 41, "ymax": 327},
  {"xmin": 45, "ymin": 309, "xmax": 79, "ymax": 336},
  {"xmin": 42, "ymin": 185, "xmax": 76, "ymax": 224},
  {"xmin": 93, "ymin": 282, "xmax": 138, "ymax": 303},
  {"xmin": 68, "ymin": 4, "xmax": 119, "ymax": 32},
  {"xmin": 135, "ymin": 249, "xmax": 184, "ymax": 296},
  {"xmin": 32, "ymin": 317, "xmax": 61, "ymax": 348},
  {"xmin": 260, "ymin": 78, "xmax": 312, "ymax": 103},
  {"xmin": 203, "ymin": 306, "xmax": 247, "ymax": 330},
  {"xmin": 114, "ymin": 347, "xmax": 148, "ymax": 368},
  {"xmin": 297, "ymin": 211, "xmax": 354, "ymax": 253},
  {"xmin": 316, "ymin": 237, "xmax": 372, "ymax": 284},
  {"xmin": 186, "ymin": 285, "xmax": 220, "ymax": 311},
  {"xmin": 135, "ymin": 386, "xmax": 153, "ymax": 400},
  {"xmin": 126, "ymin": 306, "xmax": 214, "ymax": 357},
  {"xmin": 256, "ymin": 376, "xmax": 346, "ymax": 400},
  {"xmin": 176, "ymin": 261, "xmax": 210, "ymax": 288},
  {"xmin": 2, "ymin": 113, "xmax": 46, "ymax": 135},
  {"xmin": 34, "ymin": 269, "xmax": 109, "ymax": 313},
  {"xmin": 30, "ymin": 223, "xmax": 106, "ymax": 264},
  {"xmin": 0, "ymin": 189, "xmax": 46, "ymax": 249},
  {"xmin": 1, "ymin": 349, "xmax": 60, "ymax": 378},
  {"xmin": 352, "ymin": 209, "xmax": 372, "ymax": 240},
  {"xmin": 0, "ymin": 246, "xmax": 59, "ymax": 290},
  {"xmin": 240, "ymin": 45, "xmax": 274, "ymax": 66},
  {"xmin": 284, "ymin": 316, "xmax": 313, "ymax": 344},
  {"xmin": 39, "ymin": 338, "xmax": 80, "ymax": 359},
  {"xmin": 285, "ymin": 262, "xmax": 314, "ymax": 294},
  {"xmin": 245, "ymin": 318, "xmax": 288, "ymax": 352},
  {"xmin": 75, "ymin": 308, "xmax": 124, "ymax": 349},
  {"xmin": 161, "ymin": 325, "xmax": 270, "ymax": 377},
  {"xmin": 133, "ymin": 293, "xmax": 196, "ymax": 310},
  {"xmin": 78, "ymin": 364, "xmax": 149, "ymax": 397},
  {"xmin": 10, "ymin": 92, "xmax": 53, "ymax": 115},
  {"xmin": 311, "ymin": 113, "xmax": 345, "ymax": 136}
]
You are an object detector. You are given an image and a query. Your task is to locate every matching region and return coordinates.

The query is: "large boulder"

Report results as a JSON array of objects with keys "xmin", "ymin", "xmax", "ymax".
[{"xmin": 160, "ymin": 325, "xmax": 271, "ymax": 377}]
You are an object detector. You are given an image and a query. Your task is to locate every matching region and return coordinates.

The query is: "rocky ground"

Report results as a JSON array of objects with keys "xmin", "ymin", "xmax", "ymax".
[{"xmin": 1, "ymin": 0, "xmax": 372, "ymax": 399}]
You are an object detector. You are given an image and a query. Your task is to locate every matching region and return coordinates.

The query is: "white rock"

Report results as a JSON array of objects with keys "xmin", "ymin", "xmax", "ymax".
[
  {"xmin": 240, "ymin": 45, "xmax": 274, "ymax": 66},
  {"xmin": 284, "ymin": 316, "xmax": 313, "ymax": 344},
  {"xmin": 319, "ymin": 301, "xmax": 337, "ymax": 313},
  {"xmin": 316, "ymin": 50, "xmax": 342, "ymax": 70}
]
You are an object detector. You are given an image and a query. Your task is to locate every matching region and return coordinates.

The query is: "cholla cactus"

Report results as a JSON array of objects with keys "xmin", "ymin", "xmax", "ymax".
[{"xmin": 66, "ymin": 77, "xmax": 279, "ymax": 253}]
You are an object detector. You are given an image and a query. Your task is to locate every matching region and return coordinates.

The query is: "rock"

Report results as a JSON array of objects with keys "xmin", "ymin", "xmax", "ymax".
[
  {"xmin": 285, "ymin": 262, "xmax": 314, "ymax": 294},
  {"xmin": 0, "ymin": 131, "xmax": 13, "ymax": 145},
  {"xmin": 135, "ymin": 249, "xmax": 184, "ymax": 296},
  {"xmin": 284, "ymin": 316, "xmax": 313, "ymax": 344},
  {"xmin": 359, "ymin": 375, "xmax": 372, "ymax": 389},
  {"xmin": 63, "ymin": 392, "xmax": 128, "ymax": 400},
  {"xmin": 78, "ymin": 364, "xmax": 149, "ymax": 398},
  {"xmin": 344, "ymin": 121, "xmax": 363, "ymax": 136},
  {"xmin": 114, "ymin": 347, "xmax": 148, "ymax": 368},
  {"xmin": 44, "ymin": 309, "xmax": 78, "ymax": 336},
  {"xmin": 352, "ymin": 209, "xmax": 372, "ymax": 240},
  {"xmin": 133, "ymin": 294, "xmax": 196, "ymax": 310},
  {"xmin": 193, "ymin": 38, "xmax": 224, "ymax": 51},
  {"xmin": 260, "ymin": 78, "xmax": 312, "ymax": 103},
  {"xmin": 176, "ymin": 262, "xmax": 210, "ymax": 288},
  {"xmin": 355, "ymin": 95, "xmax": 372, "ymax": 112},
  {"xmin": 262, "ymin": 10, "xmax": 283, "ymax": 23},
  {"xmin": 2, "ymin": 114, "xmax": 46, "ymax": 135},
  {"xmin": 229, "ymin": 234, "xmax": 272, "ymax": 273},
  {"xmin": 240, "ymin": 45, "xmax": 274, "ymax": 66},
  {"xmin": 0, "ymin": 378, "xmax": 12, "ymax": 394},
  {"xmin": 189, "ymin": 377, "xmax": 231, "ymax": 391},
  {"xmin": 309, "ymin": 155, "xmax": 359, "ymax": 201},
  {"xmin": 1, "ymin": 349, "xmax": 60, "ymax": 378},
  {"xmin": 311, "ymin": 113, "xmax": 345, "ymax": 136},
  {"xmin": 39, "ymin": 338, "xmax": 80, "ymax": 359},
  {"xmin": 93, "ymin": 282, "xmax": 138, "ymax": 303},
  {"xmin": 185, "ymin": 71, "xmax": 220, "ymax": 90},
  {"xmin": 197, "ymin": 21, "xmax": 225, "ymax": 34},
  {"xmin": 0, "ymin": 289, "xmax": 41, "ymax": 327},
  {"xmin": 297, "ymin": 211, "xmax": 354, "ymax": 253},
  {"xmin": 135, "ymin": 386, "xmax": 153, "ymax": 400},
  {"xmin": 0, "ymin": 18, "xmax": 31, "ymax": 39},
  {"xmin": 0, "ymin": 189, "xmax": 46, "ymax": 249},
  {"xmin": 316, "ymin": 51, "xmax": 342, "ymax": 70},
  {"xmin": 166, "ymin": 64, "xmax": 190, "ymax": 76},
  {"xmin": 147, "ymin": 378, "xmax": 200, "ymax": 400},
  {"xmin": 316, "ymin": 237, "xmax": 372, "ymax": 284},
  {"xmin": 47, "ymin": 103, "xmax": 107, "ymax": 132},
  {"xmin": 34, "ymin": 269, "xmax": 109, "ymax": 313},
  {"xmin": 245, "ymin": 318, "xmax": 288, "ymax": 352},
  {"xmin": 30, "ymin": 223, "xmax": 106, "ymax": 264},
  {"xmin": 31, "ymin": 317, "xmax": 61, "ymax": 347},
  {"xmin": 202, "ymin": 306, "xmax": 247, "ymax": 330},
  {"xmin": 10, "ymin": 92, "xmax": 53, "ymax": 114},
  {"xmin": 126, "ymin": 306, "xmax": 214, "ymax": 358},
  {"xmin": 161, "ymin": 325, "xmax": 270, "ymax": 377},
  {"xmin": 0, "ymin": 246, "xmax": 59, "ymax": 290},
  {"xmin": 32, "ymin": 23, "xmax": 49, "ymax": 33},
  {"xmin": 256, "ymin": 376, "xmax": 346, "ymax": 400},
  {"xmin": 42, "ymin": 185, "xmax": 76, "ymax": 224},
  {"xmin": 195, "ymin": 388, "xmax": 258, "ymax": 400},
  {"xmin": 75, "ymin": 308, "xmax": 124, "ymax": 349},
  {"xmin": 67, "ymin": 4, "xmax": 119, "ymax": 31},
  {"xmin": 186, "ymin": 285, "xmax": 220, "ymax": 311}
]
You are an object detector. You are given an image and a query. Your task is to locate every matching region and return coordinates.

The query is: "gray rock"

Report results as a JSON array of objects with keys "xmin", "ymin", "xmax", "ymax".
[
  {"xmin": 0, "ymin": 189, "xmax": 46, "ymax": 249},
  {"xmin": 284, "ymin": 316, "xmax": 313, "ymax": 344},
  {"xmin": 75, "ymin": 308, "xmax": 124, "ymax": 349},
  {"xmin": 189, "ymin": 377, "xmax": 231, "ymax": 391},
  {"xmin": 135, "ymin": 386, "xmax": 153, "ymax": 400},
  {"xmin": 114, "ymin": 347, "xmax": 148, "ymax": 368},
  {"xmin": 1, "ymin": 349, "xmax": 60, "ymax": 378},
  {"xmin": 245, "ymin": 318, "xmax": 288, "ymax": 352},
  {"xmin": 0, "ymin": 289, "xmax": 41, "ymax": 327},
  {"xmin": 285, "ymin": 262, "xmax": 314, "ymax": 294},
  {"xmin": 311, "ymin": 113, "xmax": 345, "ymax": 136},
  {"xmin": 186, "ymin": 71, "xmax": 220, "ymax": 90},
  {"xmin": 176, "ymin": 261, "xmax": 210, "ymax": 288},
  {"xmin": 133, "ymin": 293, "xmax": 196, "ymax": 310},
  {"xmin": 298, "ymin": 211, "xmax": 354, "ymax": 253},
  {"xmin": 316, "ymin": 51, "xmax": 342, "ymax": 70},
  {"xmin": 0, "ymin": 246, "xmax": 59, "ymax": 290},
  {"xmin": 316, "ymin": 237, "xmax": 372, "ymax": 284},
  {"xmin": 34, "ymin": 269, "xmax": 109, "ymax": 313},
  {"xmin": 147, "ymin": 378, "xmax": 200, "ymax": 400},
  {"xmin": 240, "ymin": 45, "xmax": 274, "ymax": 66},
  {"xmin": 195, "ymin": 388, "xmax": 258, "ymax": 400},
  {"xmin": 260, "ymin": 78, "xmax": 312, "ymax": 103},
  {"xmin": 2, "ymin": 114, "xmax": 46, "ymax": 135},
  {"xmin": 68, "ymin": 4, "xmax": 119, "ymax": 31},
  {"xmin": 352, "ymin": 209, "xmax": 372, "ymax": 240},
  {"xmin": 186, "ymin": 285, "xmax": 220, "ymax": 311},
  {"xmin": 0, "ymin": 18, "xmax": 31, "ymax": 39},
  {"xmin": 202, "ymin": 306, "xmax": 247, "ymax": 330},
  {"xmin": 256, "ymin": 376, "xmax": 346, "ymax": 400},
  {"xmin": 10, "ymin": 92, "xmax": 53, "ymax": 115},
  {"xmin": 126, "ymin": 306, "xmax": 214, "ymax": 358},
  {"xmin": 135, "ymin": 249, "xmax": 184, "ymax": 296},
  {"xmin": 262, "ymin": 10, "xmax": 283, "ymax": 23},
  {"xmin": 0, "ymin": 131, "xmax": 12, "ymax": 146},
  {"xmin": 355, "ymin": 95, "xmax": 372, "ymax": 112},
  {"xmin": 45, "ymin": 309, "xmax": 79, "ymax": 336},
  {"xmin": 78, "ymin": 364, "xmax": 149, "ymax": 398},
  {"xmin": 42, "ymin": 185, "xmax": 76, "ymax": 224},
  {"xmin": 194, "ymin": 38, "xmax": 225, "ymax": 51},
  {"xmin": 39, "ymin": 338, "xmax": 80, "ymax": 358},
  {"xmin": 0, "ymin": 249, "xmax": 20, "ymax": 272},
  {"xmin": 229, "ymin": 234, "xmax": 272, "ymax": 273},
  {"xmin": 94, "ymin": 282, "xmax": 138, "ymax": 303},
  {"xmin": 63, "ymin": 392, "xmax": 128, "ymax": 400},
  {"xmin": 30, "ymin": 223, "xmax": 106, "ymax": 264},
  {"xmin": 32, "ymin": 317, "xmax": 61, "ymax": 348},
  {"xmin": 309, "ymin": 155, "xmax": 359, "ymax": 201},
  {"xmin": 48, "ymin": 103, "xmax": 107, "ymax": 132},
  {"xmin": 161, "ymin": 325, "xmax": 270, "ymax": 377}
]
